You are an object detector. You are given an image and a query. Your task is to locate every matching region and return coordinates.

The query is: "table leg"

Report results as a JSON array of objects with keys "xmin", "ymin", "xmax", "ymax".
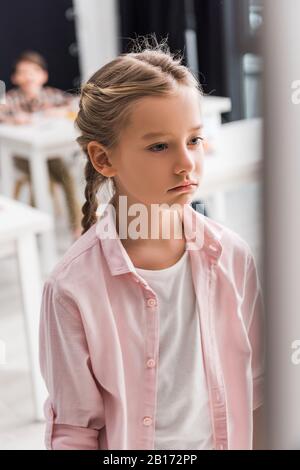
[
  {"xmin": 29, "ymin": 150, "xmax": 53, "ymax": 215},
  {"xmin": 0, "ymin": 143, "xmax": 15, "ymax": 197},
  {"xmin": 29, "ymin": 152, "xmax": 58, "ymax": 273},
  {"xmin": 17, "ymin": 233, "xmax": 47, "ymax": 421}
]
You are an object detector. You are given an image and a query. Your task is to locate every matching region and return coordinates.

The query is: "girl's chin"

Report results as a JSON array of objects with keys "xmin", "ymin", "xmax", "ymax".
[{"xmin": 167, "ymin": 192, "xmax": 194, "ymax": 203}]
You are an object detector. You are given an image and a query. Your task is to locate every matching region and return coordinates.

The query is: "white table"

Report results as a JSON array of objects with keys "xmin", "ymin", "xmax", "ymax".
[
  {"xmin": 194, "ymin": 118, "xmax": 263, "ymax": 220},
  {"xmin": 0, "ymin": 117, "xmax": 78, "ymax": 270},
  {"xmin": 0, "ymin": 116, "xmax": 79, "ymax": 215},
  {"xmin": 196, "ymin": 154, "xmax": 262, "ymax": 197},
  {"xmin": 0, "ymin": 195, "xmax": 53, "ymax": 420},
  {"xmin": 201, "ymin": 96, "xmax": 232, "ymax": 220}
]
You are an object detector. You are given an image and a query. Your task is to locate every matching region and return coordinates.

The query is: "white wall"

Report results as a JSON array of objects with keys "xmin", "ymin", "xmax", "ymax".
[{"xmin": 73, "ymin": 0, "xmax": 120, "ymax": 82}]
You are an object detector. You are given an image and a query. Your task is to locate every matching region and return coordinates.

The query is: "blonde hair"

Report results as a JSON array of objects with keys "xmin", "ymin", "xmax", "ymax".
[{"xmin": 75, "ymin": 35, "xmax": 202, "ymax": 235}]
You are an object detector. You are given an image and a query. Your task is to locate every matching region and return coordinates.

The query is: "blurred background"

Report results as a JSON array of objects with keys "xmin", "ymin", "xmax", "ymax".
[{"xmin": 0, "ymin": 0, "xmax": 264, "ymax": 449}]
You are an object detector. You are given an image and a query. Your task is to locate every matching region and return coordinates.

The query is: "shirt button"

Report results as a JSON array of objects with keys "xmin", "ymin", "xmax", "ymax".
[
  {"xmin": 146, "ymin": 298, "xmax": 157, "ymax": 308},
  {"xmin": 146, "ymin": 358, "xmax": 156, "ymax": 368},
  {"xmin": 143, "ymin": 416, "xmax": 153, "ymax": 426}
]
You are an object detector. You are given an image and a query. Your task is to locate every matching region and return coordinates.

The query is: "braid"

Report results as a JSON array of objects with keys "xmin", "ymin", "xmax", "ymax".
[{"xmin": 81, "ymin": 159, "xmax": 104, "ymax": 235}]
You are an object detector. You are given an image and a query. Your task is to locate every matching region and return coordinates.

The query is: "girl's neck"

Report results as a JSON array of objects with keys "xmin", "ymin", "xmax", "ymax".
[
  {"xmin": 111, "ymin": 195, "xmax": 185, "ymax": 247},
  {"xmin": 110, "ymin": 194, "xmax": 187, "ymax": 270}
]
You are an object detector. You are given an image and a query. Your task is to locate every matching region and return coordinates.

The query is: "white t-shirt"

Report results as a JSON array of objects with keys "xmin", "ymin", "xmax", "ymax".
[{"xmin": 135, "ymin": 249, "xmax": 214, "ymax": 450}]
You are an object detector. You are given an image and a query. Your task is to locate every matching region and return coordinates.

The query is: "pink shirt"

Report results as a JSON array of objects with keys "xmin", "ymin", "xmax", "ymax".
[{"xmin": 39, "ymin": 203, "xmax": 265, "ymax": 450}]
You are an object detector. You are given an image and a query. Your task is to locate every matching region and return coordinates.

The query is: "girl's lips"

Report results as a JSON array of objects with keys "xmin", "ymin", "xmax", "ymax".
[{"xmin": 168, "ymin": 183, "xmax": 198, "ymax": 192}]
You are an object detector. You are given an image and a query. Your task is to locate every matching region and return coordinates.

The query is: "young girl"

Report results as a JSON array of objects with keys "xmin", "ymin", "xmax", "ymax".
[{"xmin": 39, "ymin": 38, "xmax": 265, "ymax": 450}]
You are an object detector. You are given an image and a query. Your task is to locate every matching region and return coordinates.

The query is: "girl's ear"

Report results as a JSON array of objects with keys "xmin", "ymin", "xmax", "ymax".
[{"xmin": 87, "ymin": 141, "xmax": 117, "ymax": 177}]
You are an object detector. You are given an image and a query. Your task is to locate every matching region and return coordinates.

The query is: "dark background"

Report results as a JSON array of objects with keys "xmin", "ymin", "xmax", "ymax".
[
  {"xmin": 118, "ymin": 0, "xmax": 260, "ymax": 120},
  {"xmin": 0, "ymin": 0, "xmax": 79, "ymax": 92},
  {"xmin": 118, "ymin": 0, "xmax": 228, "ymax": 97},
  {"xmin": 0, "ymin": 0, "xmax": 260, "ymax": 119}
]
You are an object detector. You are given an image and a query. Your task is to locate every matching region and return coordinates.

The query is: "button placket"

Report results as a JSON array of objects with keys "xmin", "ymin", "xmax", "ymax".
[
  {"xmin": 199, "ymin": 261, "xmax": 228, "ymax": 450},
  {"xmin": 215, "ymin": 389, "xmax": 225, "ymax": 404},
  {"xmin": 133, "ymin": 275, "xmax": 147, "ymax": 287}
]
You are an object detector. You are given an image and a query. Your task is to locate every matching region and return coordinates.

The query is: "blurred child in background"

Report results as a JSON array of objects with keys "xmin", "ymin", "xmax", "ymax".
[{"xmin": 0, "ymin": 50, "xmax": 81, "ymax": 239}]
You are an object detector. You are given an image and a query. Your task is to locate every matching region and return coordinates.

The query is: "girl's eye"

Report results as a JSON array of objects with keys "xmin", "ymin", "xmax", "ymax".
[
  {"xmin": 148, "ymin": 136, "xmax": 204, "ymax": 153},
  {"xmin": 149, "ymin": 143, "xmax": 167, "ymax": 152},
  {"xmin": 190, "ymin": 136, "xmax": 204, "ymax": 145}
]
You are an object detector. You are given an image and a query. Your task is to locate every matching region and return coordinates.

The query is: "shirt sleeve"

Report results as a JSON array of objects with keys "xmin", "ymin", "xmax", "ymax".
[
  {"xmin": 39, "ymin": 279, "xmax": 105, "ymax": 450},
  {"xmin": 241, "ymin": 250, "xmax": 265, "ymax": 411}
]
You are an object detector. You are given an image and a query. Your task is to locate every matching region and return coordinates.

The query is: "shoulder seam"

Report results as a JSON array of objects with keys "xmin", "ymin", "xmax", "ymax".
[{"xmin": 48, "ymin": 236, "xmax": 99, "ymax": 283}]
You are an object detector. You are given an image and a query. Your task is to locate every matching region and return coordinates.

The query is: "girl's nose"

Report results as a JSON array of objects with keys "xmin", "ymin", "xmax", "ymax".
[{"xmin": 174, "ymin": 149, "xmax": 195, "ymax": 173}]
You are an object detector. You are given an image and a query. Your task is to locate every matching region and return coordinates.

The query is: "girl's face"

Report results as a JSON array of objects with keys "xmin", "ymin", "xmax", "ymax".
[
  {"xmin": 111, "ymin": 86, "xmax": 204, "ymax": 208},
  {"xmin": 91, "ymin": 85, "xmax": 205, "ymax": 209}
]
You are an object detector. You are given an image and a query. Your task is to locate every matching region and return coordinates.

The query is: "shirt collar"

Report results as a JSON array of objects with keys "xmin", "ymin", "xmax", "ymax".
[{"xmin": 96, "ymin": 201, "xmax": 223, "ymax": 276}]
